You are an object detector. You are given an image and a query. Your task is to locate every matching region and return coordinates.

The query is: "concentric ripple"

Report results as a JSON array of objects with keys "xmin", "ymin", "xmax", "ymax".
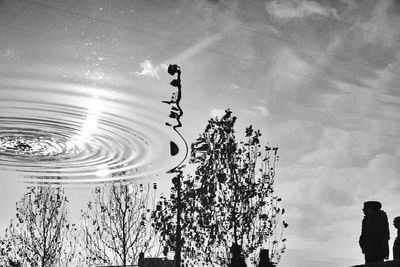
[{"xmin": 0, "ymin": 77, "xmax": 184, "ymax": 184}]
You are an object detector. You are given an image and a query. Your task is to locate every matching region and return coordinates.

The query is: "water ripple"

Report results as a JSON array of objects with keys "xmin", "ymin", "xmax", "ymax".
[{"xmin": 0, "ymin": 77, "xmax": 183, "ymax": 184}]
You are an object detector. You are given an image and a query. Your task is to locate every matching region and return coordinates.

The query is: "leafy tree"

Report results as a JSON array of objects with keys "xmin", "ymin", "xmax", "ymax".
[
  {"xmin": 154, "ymin": 110, "xmax": 287, "ymax": 266},
  {"xmin": 81, "ymin": 182, "xmax": 159, "ymax": 266},
  {"xmin": 3, "ymin": 186, "xmax": 76, "ymax": 267}
]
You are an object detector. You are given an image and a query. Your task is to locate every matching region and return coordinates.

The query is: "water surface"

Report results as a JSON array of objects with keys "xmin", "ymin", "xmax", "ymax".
[{"xmin": 0, "ymin": 32, "xmax": 183, "ymax": 184}]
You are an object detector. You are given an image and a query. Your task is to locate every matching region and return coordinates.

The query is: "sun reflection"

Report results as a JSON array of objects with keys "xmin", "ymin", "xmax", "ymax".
[
  {"xmin": 95, "ymin": 165, "xmax": 111, "ymax": 178},
  {"xmin": 74, "ymin": 96, "xmax": 102, "ymax": 145}
]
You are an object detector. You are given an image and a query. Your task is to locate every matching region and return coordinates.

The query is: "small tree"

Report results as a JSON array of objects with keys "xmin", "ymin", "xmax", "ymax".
[
  {"xmin": 0, "ymin": 234, "xmax": 21, "ymax": 267},
  {"xmin": 4, "ymin": 186, "xmax": 76, "ymax": 267},
  {"xmin": 155, "ymin": 110, "xmax": 287, "ymax": 266},
  {"xmin": 82, "ymin": 182, "xmax": 159, "ymax": 266}
]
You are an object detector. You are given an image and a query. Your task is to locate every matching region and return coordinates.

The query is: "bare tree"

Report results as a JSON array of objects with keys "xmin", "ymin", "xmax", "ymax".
[
  {"xmin": 4, "ymin": 186, "xmax": 76, "ymax": 267},
  {"xmin": 155, "ymin": 110, "xmax": 287, "ymax": 266},
  {"xmin": 0, "ymin": 233, "xmax": 21, "ymax": 267},
  {"xmin": 81, "ymin": 182, "xmax": 159, "ymax": 266}
]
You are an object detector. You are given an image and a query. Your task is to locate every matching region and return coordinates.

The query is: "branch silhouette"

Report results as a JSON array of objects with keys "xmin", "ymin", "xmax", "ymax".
[
  {"xmin": 81, "ymin": 183, "xmax": 159, "ymax": 267},
  {"xmin": 154, "ymin": 109, "xmax": 287, "ymax": 266},
  {"xmin": 2, "ymin": 186, "xmax": 77, "ymax": 267}
]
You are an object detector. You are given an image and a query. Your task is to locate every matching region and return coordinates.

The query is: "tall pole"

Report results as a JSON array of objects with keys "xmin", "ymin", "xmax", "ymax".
[
  {"xmin": 175, "ymin": 170, "xmax": 182, "ymax": 267},
  {"xmin": 163, "ymin": 64, "xmax": 188, "ymax": 267}
]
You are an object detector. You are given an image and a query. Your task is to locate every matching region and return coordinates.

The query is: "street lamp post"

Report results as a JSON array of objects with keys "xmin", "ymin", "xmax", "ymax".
[{"xmin": 162, "ymin": 64, "xmax": 187, "ymax": 267}]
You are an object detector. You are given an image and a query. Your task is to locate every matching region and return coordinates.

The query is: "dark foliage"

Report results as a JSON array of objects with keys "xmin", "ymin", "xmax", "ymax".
[{"xmin": 154, "ymin": 110, "xmax": 286, "ymax": 266}]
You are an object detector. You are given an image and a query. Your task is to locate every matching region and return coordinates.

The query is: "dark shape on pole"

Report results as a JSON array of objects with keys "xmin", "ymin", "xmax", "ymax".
[
  {"xmin": 170, "ymin": 79, "xmax": 180, "ymax": 87},
  {"xmin": 359, "ymin": 201, "xmax": 390, "ymax": 264},
  {"xmin": 394, "ymin": 216, "xmax": 400, "ymax": 260},
  {"xmin": 169, "ymin": 111, "xmax": 179, "ymax": 119},
  {"xmin": 168, "ymin": 64, "xmax": 179, "ymax": 76},
  {"xmin": 170, "ymin": 141, "xmax": 179, "ymax": 156},
  {"xmin": 163, "ymin": 64, "xmax": 183, "ymax": 131}
]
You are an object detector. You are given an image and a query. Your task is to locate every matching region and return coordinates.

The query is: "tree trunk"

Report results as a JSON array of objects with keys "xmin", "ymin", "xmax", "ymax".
[
  {"xmin": 175, "ymin": 172, "xmax": 182, "ymax": 267},
  {"xmin": 229, "ymin": 243, "xmax": 246, "ymax": 267},
  {"xmin": 123, "ymin": 225, "xmax": 127, "ymax": 266}
]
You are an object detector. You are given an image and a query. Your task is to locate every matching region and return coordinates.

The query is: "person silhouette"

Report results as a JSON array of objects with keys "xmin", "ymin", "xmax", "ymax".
[
  {"xmin": 394, "ymin": 216, "xmax": 400, "ymax": 260},
  {"xmin": 359, "ymin": 201, "xmax": 390, "ymax": 264},
  {"xmin": 229, "ymin": 243, "xmax": 247, "ymax": 267},
  {"xmin": 258, "ymin": 249, "xmax": 274, "ymax": 267}
]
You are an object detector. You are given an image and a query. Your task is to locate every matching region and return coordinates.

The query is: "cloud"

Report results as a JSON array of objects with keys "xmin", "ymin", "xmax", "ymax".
[
  {"xmin": 299, "ymin": 127, "xmax": 396, "ymax": 168},
  {"xmin": 357, "ymin": 1, "xmax": 394, "ymax": 45},
  {"xmin": 261, "ymin": 48, "xmax": 313, "ymax": 109},
  {"xmin": 133, "ymin": 60, "xmax": 166, "ymax": 80},
  {"xmin": 278, "ymin": 143, "xmax": 400, "ymax": 263},
  {"xmin": 268, "ymin": 47, "xmax": 311, "ymax": 85},
  {"xmin": 242, "ymin": 105, "xmax": 269, "ymax": 117},
  {"xmin": 209, "ymin": 108, "xmax": 226, "ymax": 118},
  {"xmin": 252, "ymin": 106, "xmax": 269, "ymax": 116},
  {"xmin": 229, "ymin": 83, "xmax": 241, "ymax": 91},
  {"xmin": 134, "ymin": 26, "xmax": 234, "ymax": 80},
  {"xmin": 167, "ymin": 24, "xmax": 235, "ymax": 64},
  {"xmin": 279, "ymin": 123, "xmax": 400, "ymax": 208},
  {"xmin": 265, "ymin": 0, "xmax": 339, "ymax": 20},
  {"xmin": 322, "ymin": 0, "xmax": 397, "ymax": 78}
]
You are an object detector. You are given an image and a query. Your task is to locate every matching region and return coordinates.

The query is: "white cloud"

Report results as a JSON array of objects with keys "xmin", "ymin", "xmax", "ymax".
[
  {"xmin": 167, "ymin": 24, "xmax": 235, "ymax": 64},
  {"xmin": 133, "ymin": 60, "xmax": 166, "ymax": 80},
  {"xmin": 253, "ymin": 106, "xmax": 269, "ymax": 116},
  {"xmin": 299, "ymin": 127, "xmax": 395, "ymax": 168},
  {"xmin": 210, "ymin": 108, "xmax": 226, "ymax": 118},
  {"xmin": 265, "ymin": 47, "xmax": 312, "ymax": 91},
  {"xmin": 277, "ymin": 124, "xmax": 400, "ymax": 242},
  {"xmin": 279, "ymin": 143, "xmax": 400, "ymax": 250},
  {"xmin": 242, "ymin": 105, "xmax": 269, "ymax": 117},
  {"xmin": 229, "ymin": 83, "xmax": 241, "ymax": 91},
  {"xmin": 265, "ymin": 0, "xmax": 339, "ymax": 20}
]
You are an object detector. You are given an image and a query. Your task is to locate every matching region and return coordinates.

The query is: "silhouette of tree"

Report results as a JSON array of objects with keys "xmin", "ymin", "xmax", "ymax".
[
  {"xmin": 154, "ymin": 110, "xmax": 287, "ymax": 266},
  {"xmin": 3, "ymin": 186, "xmax": 76, "ymax": 267},
  {"xmin": 81, "ymin": 183, "xmax": 160, "ymax": 267}
]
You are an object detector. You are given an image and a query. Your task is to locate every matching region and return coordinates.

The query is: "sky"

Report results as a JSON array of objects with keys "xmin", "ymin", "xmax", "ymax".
[{"xmin": 0, "ymin": 0, "xmax": 400, "ymax": 266}]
